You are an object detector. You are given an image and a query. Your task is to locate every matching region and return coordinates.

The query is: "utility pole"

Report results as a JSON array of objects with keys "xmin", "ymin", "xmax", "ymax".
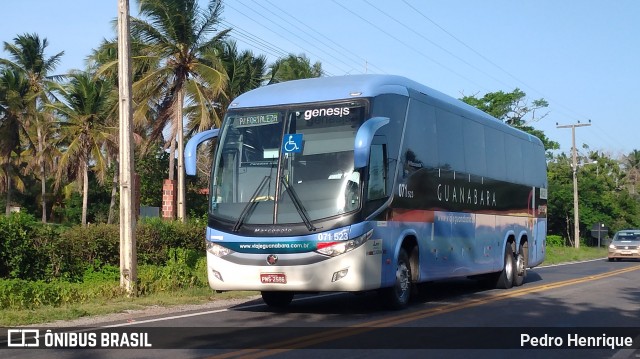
[
  {"xmin": 177, "ymin": 89, "xmax": 186, "ymax": 222},
  {"xmin": 118, "ymin": 0, "xmax": 137, "ymax": 295},
  {"xmin": 557, "ymin": 120, "xmax": 591, "ymax": 249}
]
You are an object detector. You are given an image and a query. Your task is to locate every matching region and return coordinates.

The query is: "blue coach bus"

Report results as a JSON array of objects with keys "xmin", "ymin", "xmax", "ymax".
[{"xmin": 185, "ymin": 74, "xmax": 548, "ymax": 309}]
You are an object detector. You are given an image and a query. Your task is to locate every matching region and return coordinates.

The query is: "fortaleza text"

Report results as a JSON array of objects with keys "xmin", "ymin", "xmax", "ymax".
[{"xmin": 521, "ymin": 333, "xmax": 633, "ymax": 349}]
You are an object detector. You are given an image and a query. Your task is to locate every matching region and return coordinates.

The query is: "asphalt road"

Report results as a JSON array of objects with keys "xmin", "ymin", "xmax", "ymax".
[{"xmin": 2, "ymin": 258, "xmax": 640, "ymax": 359}]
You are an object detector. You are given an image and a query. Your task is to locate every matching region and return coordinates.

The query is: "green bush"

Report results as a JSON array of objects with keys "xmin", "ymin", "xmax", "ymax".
[
  {"xmin": 546, "ymin": 234, "xmax": 565, "ymax": 247},
  {"xmin": 57, "ymin": 223, "xmax": 120, "ymax": 277},
  {"xmin": 0, "ymin": 214, "xmax": 210, "ymax": 310},
  {"xmin": 0, "ymin": 213, "xmax": 50, "ymax": 280},
  {"xmin": 137, "ymin": 249, "xmax": 207, "ymax": 295},
  {"xmin": 0, "ymin": 251, "xmax": 208, "ymax": 310},
  {"xmin": 136, "ymin": 218, "xmax": 204, "ymax": 265},
  {"xmin": 83, "ymin": 264, "xmax": 120, "ymax": 283},
  {"xmin": 1, "ymin": 215, "xmax": 205, "ymax": 281}
]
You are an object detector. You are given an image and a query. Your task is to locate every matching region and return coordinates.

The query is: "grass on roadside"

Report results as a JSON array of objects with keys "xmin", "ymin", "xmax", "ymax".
[
  {"xmin": 544, "ymin": 245, "xmax": 608, "ymax": 265},
  {"xmin": 0, "ymin": 288, "xmax": 258, "ymax": 327}
]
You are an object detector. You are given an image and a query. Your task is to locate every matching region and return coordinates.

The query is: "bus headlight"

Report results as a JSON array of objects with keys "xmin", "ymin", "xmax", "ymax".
[
  {"xmin": 315, "ymin": 230, "xmax": 372, "ymax": 257},
  {"xmin": 207, "ymin": 242, "xmax": 233, "ymax": 257}
]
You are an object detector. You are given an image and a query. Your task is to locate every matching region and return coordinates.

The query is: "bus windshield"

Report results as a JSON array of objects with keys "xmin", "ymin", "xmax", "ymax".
[{"xmin": 210, "ymin": 102, "xmax": 367, "ymax": 227}]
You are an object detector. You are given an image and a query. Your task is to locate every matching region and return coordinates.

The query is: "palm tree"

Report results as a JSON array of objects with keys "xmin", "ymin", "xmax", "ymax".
[
  {"xmin": 266, "ymin": 53, "xmax": 323, "ymax": 84},
  {"xmin": 0, "ymin": 68, "xmax": 30, "ymax": 214},
  {"xmin": 131, "ymin": 0, "xmax": 229, "ymax": 220},
  {"xmin": 1, "ymin": 33, "xmax": 64, "ymax": 222},
  {"xmin": 210, "ymin": 40, "xmax": 266, "ymax": 123},
  {"xmin": 90, "ymin": 36, "xmax": 161, "ymax": 224},
  {"xmin": 48, "ymin": 72, "xmax": 114, "ymax": 226}
]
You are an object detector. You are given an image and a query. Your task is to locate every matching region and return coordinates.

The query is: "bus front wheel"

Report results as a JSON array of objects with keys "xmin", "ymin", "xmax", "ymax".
[
  {"xmin": 380, "ymin": 248, "xmax": 412, "ymax": 309},
  {"xmin": 261, "ymin": 291, "xmax": 294, "ymax": 307}
]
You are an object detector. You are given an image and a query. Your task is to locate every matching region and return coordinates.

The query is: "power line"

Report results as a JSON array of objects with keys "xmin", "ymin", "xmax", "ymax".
[
  {"xmin": 260, "ymin": 0, "xmax": 387, "ymax": 74},
  {"xmin": 221, "ymin": 20, "xmax": 289, "ymax": 59},
  {"xmin": 401, "ymin": 1, "xmax": 525, "ymax": 88},
  {"xmin": 226, "ymin": 0, "xmax": 353, "ymax": 75},
  {"xmin": 401, "ymin": 0, "xmax": 590, "ymax": 123},
  {"xmin": 584, "ymin": 122, "xmax": 626, "ymax": 154},
  {"xmin": 331, "ymin": 0, "xmax": 490, "ymax": 91},
  {"xmin": 399, "ymin": 1, "xmax": 623, "ymax": 152},
  {"xmin": 246, "ymin": 0, "xmax": 366, "ymax": 74},
  {"xmin": 363, "ymin": 0, "xmax": 511, "ymax": 89}
]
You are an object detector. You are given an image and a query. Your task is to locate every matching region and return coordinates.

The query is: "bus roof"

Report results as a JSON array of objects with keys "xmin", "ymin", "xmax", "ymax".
[
  {"xmin": 233, "ymin": 75, "xmax": 494, "ymax": 116},
  {"xmin": 230, "ymin": 74, "xmax": 542, "ymax": 146},
  {"xmin": 232, "ymin": 75, "xmax": 441, "ymax": 106}
]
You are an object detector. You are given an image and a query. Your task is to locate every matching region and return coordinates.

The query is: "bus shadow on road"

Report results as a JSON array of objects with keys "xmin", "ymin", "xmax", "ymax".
[{"xmin": 230, "ymin": 272, "xmax": 546, "ymax": 316}]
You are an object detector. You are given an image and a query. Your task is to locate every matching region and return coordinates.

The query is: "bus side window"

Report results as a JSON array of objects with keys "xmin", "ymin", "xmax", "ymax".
[{"xmin": 368, "ymin": 144, "xmax": 387, "ymax": 200}]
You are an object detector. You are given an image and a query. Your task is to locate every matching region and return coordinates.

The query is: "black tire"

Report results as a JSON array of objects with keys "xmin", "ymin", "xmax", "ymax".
[
  {"xmin": 513, "ymin": 242, "xmax": 528, "ymax": 287},
  {"xmin": 495, "ymin": 243, "xmax": 515, "ymax": 289},
  {"xmin": 261, "ymin": 291, "xmax": 294, "ymax": 308},
  {"xmin": 380, "ymin": 248, "xmax": 412, "ymax": 309},
  {"xmin": 608, "ymin": 257, "xmax": 614, "ymax": 262}
]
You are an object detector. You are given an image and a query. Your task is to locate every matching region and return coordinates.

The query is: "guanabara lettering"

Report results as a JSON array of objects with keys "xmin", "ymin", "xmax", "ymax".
[{"xmin": 437, "ymin": 183, "xmax": 497, "ymax": 207}]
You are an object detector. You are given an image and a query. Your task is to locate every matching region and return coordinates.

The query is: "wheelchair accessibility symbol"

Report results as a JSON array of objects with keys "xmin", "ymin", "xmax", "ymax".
[{"xmin": 282, "ymin": 134, "xmax": 303, "ymax": 153}]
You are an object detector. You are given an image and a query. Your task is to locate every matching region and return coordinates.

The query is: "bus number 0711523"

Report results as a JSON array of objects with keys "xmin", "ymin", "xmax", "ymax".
[{"xmin": 317, "ymin": 230, "xmax": 349, "ymax": 242}]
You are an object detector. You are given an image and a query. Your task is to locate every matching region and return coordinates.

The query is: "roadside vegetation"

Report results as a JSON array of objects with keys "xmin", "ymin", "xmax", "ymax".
[{"xmin": 544, "ymin": 238, "xmax": 608, "ymax": 265}]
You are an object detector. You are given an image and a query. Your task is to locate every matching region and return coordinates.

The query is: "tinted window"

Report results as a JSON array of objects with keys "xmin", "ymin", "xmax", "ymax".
[
  {"xmin": 370, "ymin": 94, "xmax": 409, "ymax": 195},
  {"xmin": 436, "ymin": 109, "xmax": 465, "ymax": 171},
  {"xmin": 463, "ymin": 119, "xmax": 487, "ymax": 177},
  {"xmin": 368, "ymin": 144, "xmax": 387, "ymax": 200},
  {"xmin": 485, "ymin": 127, "xmax": 506, "ymax": 180},
  {"xmin": 405, "ymin": 100, "xmax": 438, "ymax": 167},
  {"xmin": 505, "ymin": 134, "xmax": 524, "ymax": 183}
]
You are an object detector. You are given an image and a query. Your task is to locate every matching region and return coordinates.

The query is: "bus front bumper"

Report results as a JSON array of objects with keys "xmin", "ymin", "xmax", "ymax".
[{"xmin": 205, "ymin": 243, "xmax": 382, "ymax": 292}]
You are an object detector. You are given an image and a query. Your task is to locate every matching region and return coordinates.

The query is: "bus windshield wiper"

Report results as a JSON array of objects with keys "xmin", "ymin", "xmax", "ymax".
[
  {"xmin": 280, "ymin": 175, "xmax": 317, "ymax": 232},
  {"xmin": 232, "ymin": 175, "xmax": 271, "ymax": 232}
]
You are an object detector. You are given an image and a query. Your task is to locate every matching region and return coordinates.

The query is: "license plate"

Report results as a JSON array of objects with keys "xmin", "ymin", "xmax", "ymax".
[{"xmin": 261, "ymin": 273, "xmax": 287, "ymax": 284}]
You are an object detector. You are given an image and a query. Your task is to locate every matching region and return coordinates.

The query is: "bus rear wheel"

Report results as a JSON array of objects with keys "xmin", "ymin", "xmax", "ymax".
[
  {"xmin": 495, "ymin": 244, "xmax": 515, "ymax": 289},
  {"xmin": 261, "ymin": 291, "xmax": 294, "ymax": 307},
  {"xmin": 513, "ymin": 242, "xmax": 528, "ymax": 287},
  {"xmin": 380, "ymin": 248, "xmax": 412, "ymax": 309}
]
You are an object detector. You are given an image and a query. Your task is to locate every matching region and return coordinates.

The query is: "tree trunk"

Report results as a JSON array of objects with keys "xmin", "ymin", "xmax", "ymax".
[
  {"xmin": 565, "ymin": 214, "xmax": 573, "ymax": 247},
  {"xmin": 4, "ymin": 162, "xmax": 11, "ymax": 216},
  {"xmin": 108, "ymin": 161, "xmax": 119, "ymax": 224},
  {"xmin": 37, "ymin": 125, "xmax": 47, "ymax": 223},
  {"xmin": 82, "ymin": 162, "xmax": 89, "ymax": 226},
  {"xmin": 165, "ymin": 139, "xmax": 177, "ymax": 221},
  {"xmin": 168, "ymin": 139, "xmax": 176, "ymax": 181}
]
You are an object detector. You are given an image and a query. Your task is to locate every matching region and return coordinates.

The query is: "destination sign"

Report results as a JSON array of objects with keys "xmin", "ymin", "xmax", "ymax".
[{"xmin": 235, "ymin": 113, "xmax": 279, "ymax": 127}]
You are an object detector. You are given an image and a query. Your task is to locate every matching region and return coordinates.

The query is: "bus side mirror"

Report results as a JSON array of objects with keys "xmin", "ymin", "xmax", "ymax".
[
  {"xmin": 354, "ymin": 117, "xmax": 389, "ymax": 169},
  {"xmin": 185, "ymin": 129, "xmax": 220, "ymax": 175}
]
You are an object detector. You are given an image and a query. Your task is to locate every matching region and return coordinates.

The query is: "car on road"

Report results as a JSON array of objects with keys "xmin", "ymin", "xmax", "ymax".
[{"xmin": 608, "ymin": 230, "xmax": 640, "ymax": 261}]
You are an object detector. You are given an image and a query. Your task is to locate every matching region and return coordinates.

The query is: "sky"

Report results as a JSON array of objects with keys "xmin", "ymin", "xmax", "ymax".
[{"xmin": 1, "ymin": 0, "xmax": 638, "ymax": 158}]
